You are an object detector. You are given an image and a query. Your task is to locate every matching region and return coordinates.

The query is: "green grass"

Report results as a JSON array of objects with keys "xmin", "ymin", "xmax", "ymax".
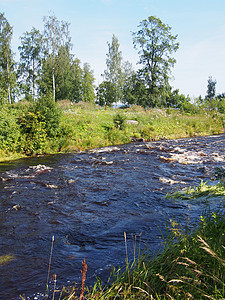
[
  {"xmin": 56, "ymin": 103, "xmax": 225, "ymax": 153},
  {"xmin": 167, "ymin": 180, "xmax": 225, "ymax": 200},
  {"xmin": 0, "ymin": 102, "xmax": 224, "ymax": 161},
  {"xmin": 0, "ymin": 254, "xmax": 15, "ymax": 265}
]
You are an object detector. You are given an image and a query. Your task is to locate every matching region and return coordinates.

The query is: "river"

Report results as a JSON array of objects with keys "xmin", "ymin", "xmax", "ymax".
[{"xmin": 0, "ymin": 134, "xmax": 225, "ymax": 299}]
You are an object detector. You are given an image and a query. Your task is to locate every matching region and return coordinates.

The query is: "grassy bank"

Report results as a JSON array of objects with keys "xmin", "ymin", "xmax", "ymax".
[
  {"xmin": 82, "ymin": 210, "xmax": 225, "ymax": 300},
  {"xmin": 1, "ymin": 101, "xmax": 224, "ymax": 162},
  {"xmin": 58, "ymin": 103, "xmax": 225, "ymax": 152}
]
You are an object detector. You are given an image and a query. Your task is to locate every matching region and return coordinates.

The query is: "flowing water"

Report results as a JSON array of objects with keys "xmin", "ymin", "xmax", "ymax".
[{"xmin": 0, "ymin": 134, "xmax": 225, "ymax": 299}]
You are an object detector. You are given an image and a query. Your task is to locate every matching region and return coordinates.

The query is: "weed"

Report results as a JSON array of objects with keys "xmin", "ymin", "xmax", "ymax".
[
  {"xmin": 167, "ymin": 180, "xmax": 225, "ymax": 200},
  {"xmin": 81, "ymin": 211, "xmax": 225, "ymax": 300}
]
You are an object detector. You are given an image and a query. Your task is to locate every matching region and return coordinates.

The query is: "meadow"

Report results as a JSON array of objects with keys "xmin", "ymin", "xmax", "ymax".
[{"xmin": 0, "ymin": 100, "xmax": 224, "ymax": 162}]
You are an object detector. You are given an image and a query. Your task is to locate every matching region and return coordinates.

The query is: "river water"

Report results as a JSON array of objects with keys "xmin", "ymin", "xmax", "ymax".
[{"xmin": 0, "ymin": 134, "xmax": 225, "ymax": 299}]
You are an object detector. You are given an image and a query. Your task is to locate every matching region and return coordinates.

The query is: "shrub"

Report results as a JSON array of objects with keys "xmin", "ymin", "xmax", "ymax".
[
  {"xmin": 113, "ymin": 113, "xmax": 126, "ymax": 130},
  {"xmin": 34, "ymin": 94, "xmax": 61, "ymax": 137},
  {"xmin": 0, "ymin": 106, "xmax": 21, "ymax": 152},
  {"xmin": 217, "ymin": 99, "xmax": 225, "ymax": 114},
  {"xmin": 17, "ymin": 94, "xmax": 61, "ymax": 154},
  {"xmin": 0, "ymin": 88, "xmax": 8, "ymax": 107}
]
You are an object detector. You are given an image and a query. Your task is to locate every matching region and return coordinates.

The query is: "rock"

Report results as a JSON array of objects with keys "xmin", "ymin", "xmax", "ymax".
[
  {"xmin": 126, "ymin": 120, "xmax": 139, "ymax": 125},
  {"xmin": 131, "ymin": 137, "xmax": 146, "ymax": 142},
  {"xmin": 12, "ymin": 204, "xmax": 22, "ymax": 211}
]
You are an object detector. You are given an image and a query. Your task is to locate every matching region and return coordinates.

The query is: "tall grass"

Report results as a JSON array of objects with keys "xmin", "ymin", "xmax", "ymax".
[
  {"xmin": 0, "ymin": 102, "xmax": 224, "ymax": 161},
  {"xmin": 58, "ymin": 104, "xmax": 225, "ymax": 153},
  {"xmin": 83, "ymin": 210, "xmax": 225, "ymax": 299}
]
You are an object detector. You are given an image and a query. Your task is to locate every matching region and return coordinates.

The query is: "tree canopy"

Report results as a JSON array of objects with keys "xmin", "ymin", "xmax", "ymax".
[
  {"xmin": 132, "ymin": 16, "xmax": 179, "ymax": 106},
  {"xmin": 0, "ymin": 12, "xmax": 15, "ymax": 104},
  {"xmin": 0, "ymin": 12, "xmax": 208, "ymax": 109}
]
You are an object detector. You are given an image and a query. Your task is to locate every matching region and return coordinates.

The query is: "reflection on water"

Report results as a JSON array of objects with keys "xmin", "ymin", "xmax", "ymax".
[{"xmin": 0, "ymin": 134, "xmax": 225, "ymax": 299}]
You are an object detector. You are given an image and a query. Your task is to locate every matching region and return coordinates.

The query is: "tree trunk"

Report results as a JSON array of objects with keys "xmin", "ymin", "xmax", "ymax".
[
  {"xmin": 32, "ymin": 58, "xmax": 35, "ymax": 102},
  {"xmin": 52, "ymin": 67, "xmax": 55, "ymax": 102},
  {"xmin": 6, "ymin": 55, "xmax": 11, "ymax": 104}
]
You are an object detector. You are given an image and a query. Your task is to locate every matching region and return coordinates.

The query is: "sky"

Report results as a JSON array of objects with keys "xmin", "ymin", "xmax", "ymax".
[{"xmin": 1, "ymin": 0, "xmax": 225, "ymax": 98}]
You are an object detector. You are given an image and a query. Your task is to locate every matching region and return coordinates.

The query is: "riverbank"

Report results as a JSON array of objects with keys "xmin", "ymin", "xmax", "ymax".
[
  {"xmin": 82, "ymin": 209, "xmax": 225, "ymax": 300},
  {"xmin": 0, "ymin": 102, "xmax": 224, "ymax": 162}
]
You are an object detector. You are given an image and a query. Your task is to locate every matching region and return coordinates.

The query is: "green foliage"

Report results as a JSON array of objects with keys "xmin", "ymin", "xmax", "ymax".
[
  {"xmin": 113, "ymin": 113, "xmax": 126, "ymax": 130},
  {"xmin": 0, "ymin": 105, "xmax": 21, "ymax": 152},
  {"xmin": 167, "ymin": 180, "xmax": 225, "ymax": 200},
  {"xmin": 0, "ymin": 103, "xmax": 224, "ymax": 160},
  {"xmin": 104, "ymin": 34, "xmax": 123, "ymax": 104},
  {"xmin": 17, "ymin": 94, "xmax": 61, "ymax": 154},
  {"xmin": 0, "ymin": 12, "xmax": 16, "ymax": 104},
  {"xmin": 81, "ymin": 63, "xmax": 96, "ymax": 103},
  {"xmin": 122, "ymin": 73, "xmax": 149, "ymax": 107},
  {"xmin": 17, "ymin": 27, "xmax": 43, "ymax": 101},
  {"xmin": 96, "ymin": 81, "xmax": 116, "ymax": 107},
  {"xmin": 32, "ymin": 94, "xmax": 61, "ymax": 137},
  {"xmin": 132, "ymin": 16, "xmax": 179, "ymax": 105},
  {"xmin": 180, "ymin": 101, "xmax": 199, "ymax": 114},
  {"xmin": 42, "ymin": 13, "xmax": 72, "ymax": 101},
  {"xmin": 0, "ymin": 87, "xmax": 8, "ymax": 106},
  {"xmin": 206, "ymin": 76, "xmax": 217, "ymax": 100},
  {"xmin": 217, "ymin": 98, "xmax": 225, "ymax": 114}
]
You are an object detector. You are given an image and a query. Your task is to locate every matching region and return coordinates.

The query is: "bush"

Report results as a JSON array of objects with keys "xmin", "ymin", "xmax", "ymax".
[
  {"xmin": 217, "ymin": 99, "xmax": 225, "ymax": 114},
  {"xmin": 0, "ymin": 106, "xmax": 21, "ymax": 152},
  {"xmin": 17, "ymin": 94, "xmax": 61, "ymax": 154},
  {"xmin": 0, "ymin": 88, "xmax": 8, "ymax": 107},
  {"xmin": 180, "ymin": 102, "xmax": 199, "ymax": 114},
  {"xmin": 34, "ymin": 95, "xmax": 61, "ymax": 137},
  {"xmin": 113, "ymin": 113, "xmax": 126, "ymax": 130}
]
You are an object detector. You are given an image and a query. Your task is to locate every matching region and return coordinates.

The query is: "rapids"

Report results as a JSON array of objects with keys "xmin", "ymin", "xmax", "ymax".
[{"xmin": 0, "ymin": 134, "xmax": 225, "ymax": 299}]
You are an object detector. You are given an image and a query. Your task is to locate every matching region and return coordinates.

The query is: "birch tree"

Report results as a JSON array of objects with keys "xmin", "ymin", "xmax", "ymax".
[
  {"xmin": 104, "ymin": 34, "xmax": 123, "ymax": 105},
  {"xmin": 0, "ymin": 13, "xmax": 14, "ymax": 104},
  {"xmin": 43, "ymin": 13, "xmax": 72, "ymax": 102},
  {"xmin": 133, "ymin": 16, "xmax": 179, "ymax": 106},
  {"xmin": 18, "ymin": 27, "xmax": 43, "ymax": 101}
]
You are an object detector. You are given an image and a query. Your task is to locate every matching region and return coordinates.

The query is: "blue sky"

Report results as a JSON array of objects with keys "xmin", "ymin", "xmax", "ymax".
[{"xmin": 1, "ymin": 0, "xmax": 225, "ymax": 98}]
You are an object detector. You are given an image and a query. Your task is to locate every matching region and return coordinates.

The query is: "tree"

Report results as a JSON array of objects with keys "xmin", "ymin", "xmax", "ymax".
[
  {"xmin": 206, "ymin": 76, "xmax": 216, "ymax": 100},
  {"xmin": 81, "ymin": 63, "xmax": 95, "ymax": 103},
  {"xmin": 18, "ymin": 27, "xmax": 43, "ymax": 101},
  {"xmin": 132, "ymin": 16, "xmax": 179, "ymax": 106},
  {"xmin": 0, "ymin": 13, "xmax": 15, "ymax": 104},
  {"xmin": 104, "ymin": 34, "xmax": 123, "ymax": 105},
  {"xmin": 122, "ymin": 73, "xmax": 149, "ymax": 107},
  {"xmin": 96, "ymin": 81, "xmax": 116, "ymax": 107},
  {"xmin": 69, "ymin": 58, "xmax": 83, "ymax": 102},
  {"xmin": 54, "ymin": 44, "xmax": 74, "ymax": 101},
  {"xmin": 40, "ymin": 46, "xmax": 84, "ymax": 102},
  {"xmin": 43, "ymin": 13, "xmax": 72, "ymax": 102}
]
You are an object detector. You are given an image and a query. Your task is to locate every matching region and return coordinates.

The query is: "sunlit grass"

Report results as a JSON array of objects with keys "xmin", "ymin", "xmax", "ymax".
[
  {"xmin": 80, "ymin": 211, "xmax": 225, "ymax": 300},
  {"xmin": 0, "ymin": 104, "xmax": 224, "ymax": 162},
  {"xmin": 167, "ymin": 180, "xmax": 225, "ymax": 200},
  {"xmin": 0, "ymin": 254, "xmax": 15, "ymax": 265}
]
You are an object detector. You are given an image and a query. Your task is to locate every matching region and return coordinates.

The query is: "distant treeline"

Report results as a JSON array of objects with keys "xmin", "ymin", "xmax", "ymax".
[{"xmin": 1, "ymin": 12, "xmax": 225, "ymax": 109}]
